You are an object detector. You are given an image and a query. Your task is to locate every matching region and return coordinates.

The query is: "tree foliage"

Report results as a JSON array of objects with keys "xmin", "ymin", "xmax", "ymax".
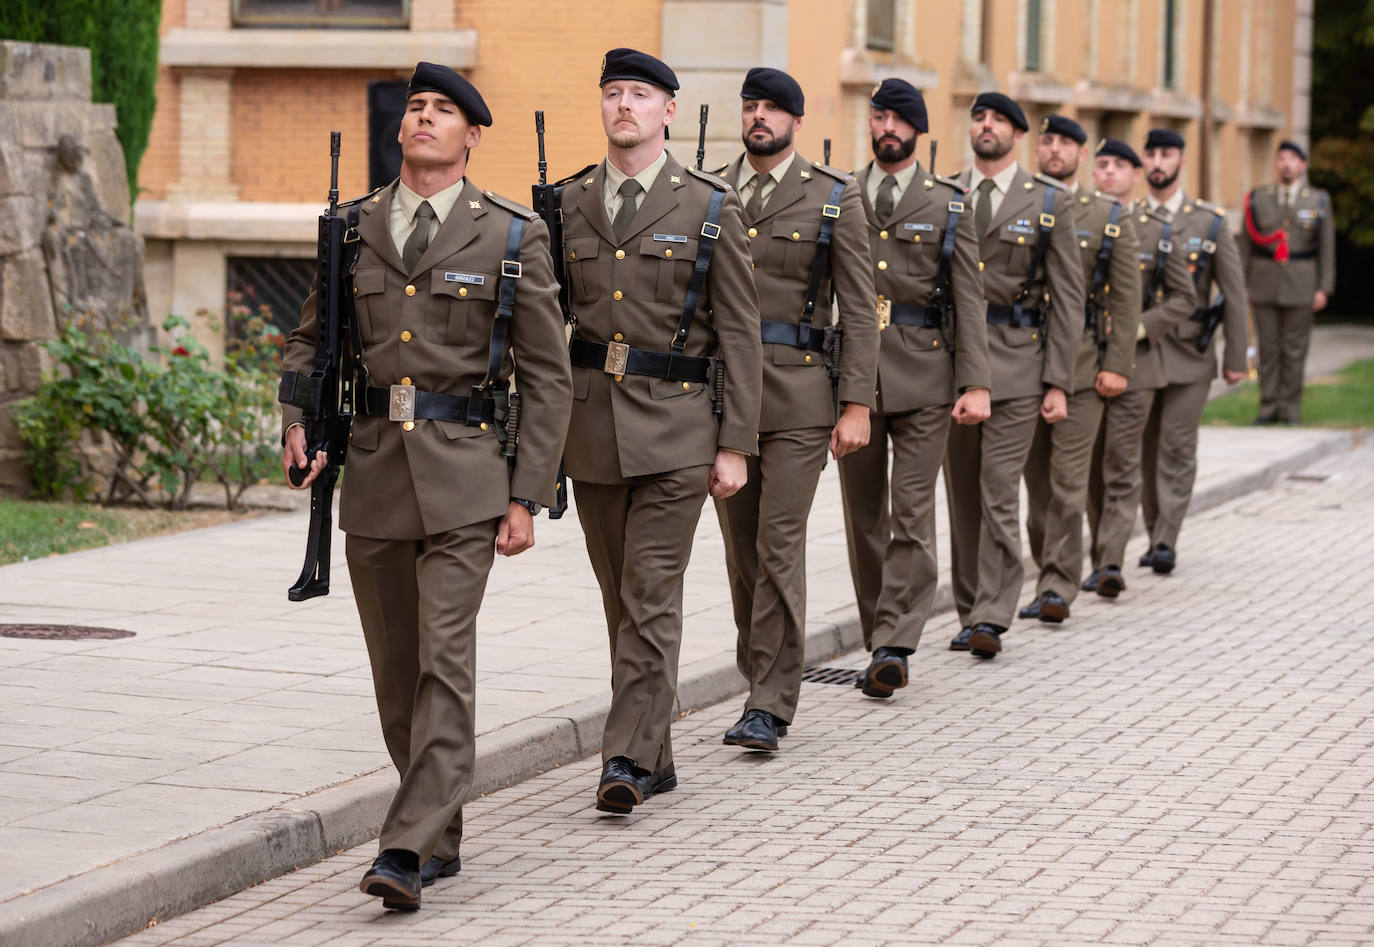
[{"xmin": 1310, "ymin": 0, "xmax": 1374, "ymax": 249}]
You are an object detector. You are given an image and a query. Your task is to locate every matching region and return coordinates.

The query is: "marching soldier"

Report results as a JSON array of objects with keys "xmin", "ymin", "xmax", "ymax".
[
  {"xmin": 713, "ymin": 68, "xmax": 878, "ymax": 743},
  {"xmin": 1240, "ymin": 140, "xmax": 1336, "ymax": 425},
  {"xmin": 1135, "ymin": 128, "xmax": 1248, "ymax": 576},
  {"xmin": 1085, "ymin": 139, "xmax": 1195, "ymax": 595},
  {"xmin": 559, "ymin": 49, "xmax": 762, "ymax": 812},
  {"xmin": 946, "ymin": 92, "xmax": 1083, "ymax": 660},
  {"xmin": 1020, "ymin": 116, "xmax": 1141, "ymax": 624},
  {"xmin": 840, "ymin": 78, "xmax": 990, "ymax": 697},
  {"xmin": 282, "ymin": 64, "xmax": 571, "ymax": 909}
]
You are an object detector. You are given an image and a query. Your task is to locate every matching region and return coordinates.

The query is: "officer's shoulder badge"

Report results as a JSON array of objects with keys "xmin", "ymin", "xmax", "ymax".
[
  {"xmin": 810, "ymin": 161, "xmax": 852, "ymax": 184},
  {"xmin": 1194, "ymin": 198, "xmax": 1226, "ymax": 217},
  {"xmin": 483, "ymin": 190, "xmax": 538, "ymax": 220},
  {"xmin": 933, "ymin": 173, "xmax": 967, "ymax": 194},
  {"xmin": 686, "ymin": 166, "xmax": 730, "ymax": 190},
  {"xmin": 710, "ymin": 163, "xmax": 730, "ymax": 177},
  {"xmin": 340, "ymin": 184, "xmax": 385, "ymax": 208}
]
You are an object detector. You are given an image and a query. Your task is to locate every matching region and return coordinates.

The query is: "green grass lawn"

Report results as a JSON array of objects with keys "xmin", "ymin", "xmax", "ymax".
[
  {"xmin": 1203, "ymin": 358, "xmax": 1374, "ymax": 427},
  {"xmin": 0, "ymin": 500, "xmax": 255, "ymax": 566}
]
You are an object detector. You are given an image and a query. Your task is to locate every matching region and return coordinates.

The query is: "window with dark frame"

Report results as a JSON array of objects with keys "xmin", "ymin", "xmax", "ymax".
[
  {"xmin": 1025, "ymin": 0, "xmax": 1044, "ymax": 71},
  {"xmin": 227, "ymin": 257, "xmax": 317, "ymax": 337},
  {"xmin": 233, "ymin": 0, "xmax": 409, "ymax": 28},
  {"xmin": 867, "ymin": 0, "xmax": 896, "ymax": 51}
]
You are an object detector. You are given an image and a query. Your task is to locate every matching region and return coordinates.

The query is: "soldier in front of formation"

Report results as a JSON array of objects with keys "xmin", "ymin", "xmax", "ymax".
[
  {"xmin": 282, "ymin": 63, "xmax": 572, "ymax": 909},
  {"xmin": 945, "ymin": 92, "xmax": 1083, "ymax": 660},
  {"xmin": 1020, "ymin": 116, "xmax": 1140, "ymax": 626},
  {"xmin": 558, "ymin": 49, "xmax": 762, "ymax": 814},
  {"xmin": 1240, "ymin": 139, "xmax": 1336, "ymax": 426},
  {"xmin": 713, "ymin": 68, "xmax": 878, "ymax": 745},
  {"xmin": 839, "ymin": 78, "xmax": 990, "ymax": 697},
  {"xmin": 1086, "ymin": 140, "xmax": 1195, "ymax": 595},
  {"xmin": 1136, "ymin": 128, "xmax": 1249, "ymax": 576}
]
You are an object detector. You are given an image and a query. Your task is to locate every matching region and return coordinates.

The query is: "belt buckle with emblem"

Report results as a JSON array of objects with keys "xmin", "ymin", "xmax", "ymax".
[
  {"xmin": 877, "ymin": 297, "xmax": 892, "ymax": 331},
  {"xmin": 388, "ymin": 384, "xmax": 416, "ymax": 422},
  {"xmin": 604, "ymin": 340, "xmax": 630, "ymax": 375}
]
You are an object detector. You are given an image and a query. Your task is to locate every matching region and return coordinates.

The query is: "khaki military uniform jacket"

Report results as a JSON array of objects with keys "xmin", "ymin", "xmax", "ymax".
[
  {"xmin": 281, "ymin": 178, "xmax": 573, "ymax": 539},
  {"xmin": 1240, "ymin": 182, "xmax": 1336, "ymax": 307},
  {"xmin": 1130, "ymin": 207, "xmax": 1198, "ymax": 390},
  {"xmin": 1068, "ymin": 189, "xmax": 1141, "ymax": 390},
  {"xmin": 953, "ymin": 166, "xmax": 1083, "ymax": 400},
  {"xmin": 1152, "ymin": 195, "xmax": 1250, "ymax": 385},
  {"xmin": 722, "ymin": 153, "xmax": 879, "ymax": 431},
  {"xmin": 559, "ymin": 153, "xmax": 762, "ymax": 481},
  {"xmin": 858, "ymin": 161, "xmax": 991, "ymax": 412}
]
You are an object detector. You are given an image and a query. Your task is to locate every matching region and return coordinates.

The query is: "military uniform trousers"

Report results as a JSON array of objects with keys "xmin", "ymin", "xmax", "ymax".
[
  {"xmin": 1140, "ymin": 378, "xmax": 1212, "ymax": 550},
  {"xmin": 574, "ymin": 465, "xmax": 711, "ymax": 773},
  {"xmin": 944, "ymin": 394, "xmax": 1043, "ymax": 629},
  {"xmin": 840, "ymin": 405, "xmax": 951, "ymax": 652},
  {"xmin": 346, "ymin": 519, "xmax": 498, "ymax": 860},
  {"xmin": 1086, "ymin": 386, "xmax": 1155, "ymax": 570},
  {"xmin": 1025, "ymin": 386, "xmax": 1108, "ymax": 604},
  {"xmin": 715, "ymin": 426, "xmax": 830, "ymax": 724},
  {"xmin": 1253, "ymin": 304, "xmax": 1313, "ymax": 422}
]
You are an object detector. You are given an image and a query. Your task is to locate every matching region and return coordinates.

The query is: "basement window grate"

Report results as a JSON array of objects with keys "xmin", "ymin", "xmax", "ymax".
[{"xmin": 801, "ymin": 665, "xmax": 864, "ymax": 686}]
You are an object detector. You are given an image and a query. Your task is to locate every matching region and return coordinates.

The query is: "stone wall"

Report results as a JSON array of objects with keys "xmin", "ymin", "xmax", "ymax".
[{"xmin": 0, "ymin": 40, "xmax": 148, "ymax": 492}]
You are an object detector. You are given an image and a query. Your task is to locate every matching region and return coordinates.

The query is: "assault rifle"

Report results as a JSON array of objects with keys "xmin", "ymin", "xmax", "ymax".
[
  {"xmin": 1194, "ymin": 292, "xmax": 1226, "ymax": 353},
  {"xmin": 924, "ymin": 139, "xmax": 957, "ymax": 358},
  {"xmin": 693, "ymin": 103, "xmax": 727, "ymax": 424},
  {"xmin": 277, "ymin": 131, "xmax": 360, "ymax": 601}
]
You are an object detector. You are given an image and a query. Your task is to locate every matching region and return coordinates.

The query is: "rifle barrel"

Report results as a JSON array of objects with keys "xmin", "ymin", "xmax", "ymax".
[
  {"xmin": 929, "ymin": 139, "xmax": 937, "ymax": 177},
  {"xmin": 535, "ymin": 110, "xmax": 547, "ymax": 187},
  {"xmin": 696, "ymin": 104, "xmax": 709, "ymax": 171},
  {"xmin": 328, "ymin": 131, "xmax": 341, "ymax": 216}
]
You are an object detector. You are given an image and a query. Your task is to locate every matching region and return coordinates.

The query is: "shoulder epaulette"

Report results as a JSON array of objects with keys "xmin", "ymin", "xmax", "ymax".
[
  {"xmin": 481, "ymin": 190, "xmax": 538, "ymax": 220},
  {"xmin": 710, "ymin": 163, "xmax": 730, "ymax": 177},
  {"xmin": 809, "ymin": 161, "xmax": 854, "ymax": 184},
  {"xmin": 686, "ymin": 166, "xmax": 731, "ymax": 190},
  {"xmin": 932, "ymin": 173, "xmax": 968, "ymax": 194},
  {"xmin": 1033, "ymin": 172, "xmax": 1063, "ymax": 189},
  {"xmin": 1192, "ymin": 198, "xmax": 1226, "ymax": 217},
  {"xmin": 340, "ymin": 185, "xmax": 385, "ymax": 208}
]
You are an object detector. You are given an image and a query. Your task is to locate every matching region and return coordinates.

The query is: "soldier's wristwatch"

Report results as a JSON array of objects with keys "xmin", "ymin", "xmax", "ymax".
[{"xmin": 512, "ymin": 497, "xmax": 542, "ymax": 516}]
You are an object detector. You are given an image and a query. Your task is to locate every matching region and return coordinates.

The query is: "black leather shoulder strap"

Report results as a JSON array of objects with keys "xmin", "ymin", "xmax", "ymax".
[
  {"xmin": 797, "ymin": 178, "xmax": 849, "ymax": 346},
  {"xmin": 468, "ymin": 215, "xmax": 526, "ymax": 425},
  {"xmin": 1013, "ymin": 183, "xmax": 1060, "ymax": 323},
  {"xmin": 670, "ymin": 186, "xmax": 726, "ymax": 359}
]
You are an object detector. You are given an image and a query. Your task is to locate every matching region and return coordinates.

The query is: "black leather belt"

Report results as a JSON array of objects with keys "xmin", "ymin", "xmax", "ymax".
[
  {"xmin": 361, "ymin": 385, "xmax": 496, "ymax": 424},
  {"xmin": 760, "ymin": 319, "xmax": 826, "ymax": 351},
  {"xmin": 986, "ymin": 304, "xmax": 1040, "ymax": 328},
  {"xmin": 569, "ymin": 336, "xmax": 712, "ymax": 383},
  {"xmin": 889, "ymin": 302, "xmax": 941, "ymax": 328}
]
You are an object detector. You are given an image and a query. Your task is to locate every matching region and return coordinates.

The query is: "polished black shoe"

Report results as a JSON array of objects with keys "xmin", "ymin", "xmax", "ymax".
[
  {"xmin": 1037, "ymin": 590, "xmax": 1069, "ymax": 623},
  {"xmin": 649, "ymin": 763, "xmax": 677, "ymax": 795},
  {"xmin": 730, "ymin": 709, "xmax": 781, "ymax": 751},
  {"xmin": 968, "ymin": 622, "xmax": 1004, "ymax": 659},
  {"xmin": 1082, "ymin": 569, "xmax": 1103, "ymax": 593},
  {"xmin": 1150, "ymin": 542, "xmax": 1176, "ymax": 575},
  {"xmin": 860, "ymin": 647, "xmax": 909, "ymax": 698},
  {"xmin": 723, "ymin": 714, "xmax": 747, "ymax": 745},
  {"xmin": 360, "ymin": 849, "xmax": 421, "ymax": 910},
  {"xmin": 949, "ymin": 625, "xmax": 974, "ymax": 651},
  {"xmin": 419, "ymin": 854, "xmax": 461, "ymax": 888},
  {"xmin": 596, "ymin": 756, "xmax": 648, "ymax": 815},
  {"xmin": 1018, "ymin": 596, "xmax": 1041, "ymax": 620},
  {"xmin": 1096, "ymin": 565, "xmax": 1126, "ymax": 598}
]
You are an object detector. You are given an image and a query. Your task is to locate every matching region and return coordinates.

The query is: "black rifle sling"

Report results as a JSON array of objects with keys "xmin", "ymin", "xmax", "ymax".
[
  {"xmin": 927, "ymin": 197, "xmax": 965, "ymax": 307},
  {"xmin": 343, "ymin": 205, "xmax": 368, "ymax": 396},
  {"xmin": 796, "ymin": 179, "xmax": 849, "ymax": 347},
  {"xmin": 1086, "ymin": 202, "xmax": 1122, "ymax": 328},
  {"xmin": 668, "ymin": 187, "xmax": 725, "ymax": 373},
  {"xmin": 1013, "ymin": 184, "xmax": 1060, "ymax": 325},
  {"xmin": 1144, "ymin": 220, "xmax": 1175, "ymax": 308},
  {"xmin": 1191, "ymin": 212, "xmax": 1225, "ymax": 294},
  {"xmin": 468, "ymin": 216, "xmax": 526, "ymax": 426}
]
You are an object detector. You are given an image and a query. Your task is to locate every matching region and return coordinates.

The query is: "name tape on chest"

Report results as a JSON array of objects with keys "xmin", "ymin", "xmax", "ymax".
[
  {"xmin": 1006, "ymin": 223, "xmax": 1037, "ymax": 235},
  {"xmin": 1296, "ymin": 208, "xmax": 1319, "ymax": 221},
  {"xmin": 652, "ymin": 233, "xmax": 689, "ymax": 243},
  {"xmin": 444, "ymin": 272, "xmax": 486, "ymax": 285},
  {"xmin": 903, "ymin": 223, "xmax": 934, "ymax": 231}
]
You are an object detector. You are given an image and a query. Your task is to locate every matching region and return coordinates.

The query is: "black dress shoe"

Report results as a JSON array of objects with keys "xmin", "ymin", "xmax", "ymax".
[
  {"xmin": 1018, "ymin": 596, "xmax": 1041, "ymax": 620},
  {"xmin": 722, "ymin": 714, "xmax": 747, "ymax": 745},
  {"xmin": 1138, "ymin": 549, "xmax": 1154, "ymax": 568},
  {"xmin": 860, "ymin": 647, "xmax": 909, "ymax": 698},
  {"xmin": 1096, "ymin": 565, "xmax": 1125, "ymax": 598},
  {"xmin": 360, "ymin": 849, "xmax": 421, "ymax": 910},
  {"xmin": 1150, "ymin": 542, "xmax": 1176, "ymax": 575},
  {"xmin": 1037, "ymin": 590, "xmax": 1069, "ymax": 623},
  {"xmin": 419, "ymin": 854, "xmax": 461, "ymax": 887},
  {"xmin": 596, "ymin": 756, "xmax": 648, "ymax": 814},
  {"xmin": 968, "ymin": 622, "xmax": 1004, "ymax": 659},
  {"xmin": 649, "ymin": 763, "xmax": 677, "ymax": 795},
  {"xmin": 1082, "ymin": 570, "xmax": 1103, "ymax": 593},
  {"xmin": 732, "ymin": 709, "xmax": 780, "ymax": 751},
  {"xmin": 776, "ymin": 721, "xmax": 789, "ymax": 738},
  {"xmin": 949, "ymin": 626, "xmax": 974, "ymax": 651}
]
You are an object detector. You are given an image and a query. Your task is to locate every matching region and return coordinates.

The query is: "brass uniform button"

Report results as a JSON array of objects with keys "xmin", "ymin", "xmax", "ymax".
[
  {"xmin": 1140, "ymin": 262, "xmax": 1147, "ymax": 270},
  {"xmin": 400, "ymin": 376, "xmax": 411, "ymax": 385},
  {"xmin": 1016, "ymin": 236, "xmax": 1026, "ymax": 245},
  {"xmin": 458, "ymin": 287, "xmax": 468, "ymax": 297},
  {"xmin": 353, "ymin": 286, "xmax": 358, "ymax": 295},
  {"xmin": 932, "ymin": 340, "xmax": 939, "ymax": 347},
  {"xmin": 402, "ymin": 420, "xmax": 415, "ymax": 432},
  {"xmin": 792, "ymin": 232, "xmax": 801, "ymax": 240},
  {"xmin": 405, "ymin": 284, "xmax": 416, "ymax": 296},
  {"xmin": 913, "ymin": 234, "xmax": 921, "ymax": 243},
  {"xmin": 613, "ymin": 290, "xmax": 624, "ymax": 301},
  {"xmin": 569, "ymin": 250, "xmax": 577, "ymax": 260},
  {"xmin": 748, "ymin": 227, "xmax": 758, "ymax": 238},
  {"xmin": 664, "ymin": 249, "xmax": 672, "ymax": 258},
  {"xmin": 616, "ymin": 249, "xmax": 626, "ymax": 260},
  {"xmin": 480, "ymin": 422, "xmax": 488, "ymax": 431},
  {"xmin": 978, "ymin": 261, "xmax": 985, "ymax": 271},
  {"xmin": 614, "ymin": 332, "xmax": 624, "ymax": 341},
  {"xmin": 877, "ymin": 260, "xmax": 888, "ymax": 271},
  {"xmin": 400, "ymin": 330, "xmax": 412, "ymax": 342},
  {"xmin": 879, "ymin": 230, "xmax": 889, "ymax": 239},
  {"xmin": 614, "ymin": 374, "xmax": 624, "ymax": 382},
  {"xmin": 682, "ymin": 381, "xmax": 690, "ymax": 390},
  {"xmin": 1080, "ymin": 240, "xmax": 1089, "ymax": 248},
  {"xmin": 1031, "ymin": 332, "xmax": 1039, "ymax": 341},
  {"xmin": 804, "ymin": 354, "xmax": 813, "ymax": 363},
  {"xmin": 1190, "ymin": 252, "xmax": 1199, "ymax": 261}
]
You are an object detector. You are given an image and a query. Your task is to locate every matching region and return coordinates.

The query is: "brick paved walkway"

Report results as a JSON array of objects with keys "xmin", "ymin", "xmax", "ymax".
[{"xmin": 118, "ymin": 439, "xmax": 1374, "ymax": 946}]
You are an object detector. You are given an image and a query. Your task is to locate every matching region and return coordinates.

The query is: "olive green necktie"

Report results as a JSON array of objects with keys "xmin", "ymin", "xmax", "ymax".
[
  {"xmin": 613, "ymin": 179, "xmax": 644, "ymax": 242},
  {"xmin": 973, "ymin": 178, "xmax": 997, "ymax": 238},
  {"xmin": 874, "ymin": 174, "xmax": 897, "ymax": 221},
  {"xmin": 402, "ymin": 201, "xmax": 436, "ymax": 272},
  {"xmin": 745, "ymin": 175, "xmax": 765, "ymax": 222}
]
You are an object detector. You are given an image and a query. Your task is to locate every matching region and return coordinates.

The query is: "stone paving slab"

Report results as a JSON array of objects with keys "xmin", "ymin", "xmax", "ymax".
[
  {"xmin": 0, "ymin": 424, "xmax": 1358, "ymax": 946},
  {"xmin": 114, "ymin": 439, "xmax": 1374, "ymax": 946}
]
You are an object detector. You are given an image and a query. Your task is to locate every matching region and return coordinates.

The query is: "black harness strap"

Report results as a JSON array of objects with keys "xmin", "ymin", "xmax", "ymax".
[
  {"xmin": 1012, "ymin": 184, "xmax": 1060, "ymax": 325},
  {"xmin": 1085, "ymin": 202, "xmax": 1122, "ymax": 331},
  {"xmin": 930, "ymin": 198, "xmax": 965, "ymax": 303},
  {"xmin": 789, "ymin": 178, "xmax": 849, "ymax": 348},
  {"xmin": 1144, "ymin": 220, "xmax": 1175, "ymax": 308},
  {"xmin": 467, "ymin": 216, "xmax": 525, "ymax": 426},
  {"xmin": 1190, "ymin": 212, "xmax": 1225, "ymax": 294},
  {"xmin": 670, "ymin": 187, "xmax": 725, "ymax": 366}
]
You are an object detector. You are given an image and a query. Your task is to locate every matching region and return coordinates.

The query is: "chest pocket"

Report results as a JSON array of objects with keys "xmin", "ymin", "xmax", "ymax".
[
  {"xmin": 772, "ymin": 219, "xmax": 820, "ymax": 274},
  {"xmin": 353, "ymin": 265, "xmax": 388, "ymax": 344},
  {"xmin": 1077, "ymin": 229, "xmax": 1100, "ymax": 270},
  {"xmin": 996, "ymin": 223, "xmax": 1035, "ymax": 272},
  {"xmin": 430, "ymin": 269, "xmax": 497, "ymax": 344},
  {"xmin": 896, "ymin": 221, "xmax": 941, "ymax": 280},
  {"xmin": 637, "ymin": 234, "xmax": 699, "ymax": 303},
  {"xmin": 565, "ymin": 236, "xmax": 602, "ymax": 304}
]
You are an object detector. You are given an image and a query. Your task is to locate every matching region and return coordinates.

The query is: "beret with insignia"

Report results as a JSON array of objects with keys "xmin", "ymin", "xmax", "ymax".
[
  {"xmin": 408, "ymin": 62, "xmax": 492, "ymax": 126},
  {"xmin": 870, "ymin": 78, "xmax": 929, "ymax": 133},
  {"xmin": 600, "ymin": 47, "xmax": 679, "ymax": 95},
  {"xmin": 1277, "ymin": 139, "xmax": 1308, "ymax": 162},
  {"xmin": 740, "ymin": 67, "xmax": 804, "ymax": 117},
  {"xmin": 1144, "ymin": 127, "xmax": 1186, "ymax": 151},
  {"xmin": 971, "ymin": 91, "xmax": 1028, "ymax": 132},
  {"xmin": 1040, "ymin": 113, "xmax": 1086, "ymax": 145},
  {"xmin": 1095, "ymin": 137, "xmax": 1141, "ymax": 168}
]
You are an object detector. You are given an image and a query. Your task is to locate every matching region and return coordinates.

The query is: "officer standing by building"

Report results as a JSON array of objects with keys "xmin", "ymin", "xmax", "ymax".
[
  {"xmin": 558, "ymin": 49, "xmax": 761, "ymax": 813},
  {"xmin": 1085, "ymin": 139, "xmax": 1195, "ymax": 595},
  {"xmin": 1020, "ymin": 116, "xmax": 1140, "ymax": 625},
  {"xmin": 1136, "ymin": 128, "xmax": 1248, "ymax": 575},
  {"xmin": 712, "ymin": 68, "xmax": 878, "ymax": 744},
  {"xmin": 282, "ymin": 63, "xmax": 571, "ymax": 910},
  {"xmin": 1240, "ymin": 140, "xmax": 1336, "ymax": 425},
  {"xmin": 946, "ymin": 92, "xmax": 1082, "ymax": 660},
  {"xmin": 840, "ymin": 78, "xmax": 990, "ymax": 698}
]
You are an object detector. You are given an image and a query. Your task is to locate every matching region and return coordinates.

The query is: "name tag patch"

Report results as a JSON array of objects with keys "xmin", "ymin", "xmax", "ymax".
[
  {"xmin": 1187, "ymin": 236, "xmax": 1202, "ymax": 245},
  {"xmin": 444, "ymin": 272, "xmax": 485, "ymax": 285},
  {"xmin": 1007, "ymin": 224, "xmax": 1036, "ymax": 235},
  {"xmin": 903, "ymin": 223, "xmax": 934, "ymax": 231},
  {"xmin": 1076, "ymin": 229, "xmax": 1092, "ymax": 238},
  {"xmin": 653, "ymin": 233, "xmax": 689, "ymax": 243},
  {"xmin": 1297, "ymin": 209, "xmax": 1318, "ymax": 220}
]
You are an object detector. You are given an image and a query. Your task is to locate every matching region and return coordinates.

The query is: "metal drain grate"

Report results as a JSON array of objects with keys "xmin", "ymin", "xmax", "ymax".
[
  {"xmin": 0, "ymin": 624, "xmax": 135, "ymax": 641},
  {"xmin": 801, "ymin": 665, "xmax": 864, "ymax": 686}
]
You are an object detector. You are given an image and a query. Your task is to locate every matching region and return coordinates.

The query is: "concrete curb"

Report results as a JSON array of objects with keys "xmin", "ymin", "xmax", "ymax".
[{"xmin": 0, "ymin": 429, "xmax": 1355, "ymax": 947}]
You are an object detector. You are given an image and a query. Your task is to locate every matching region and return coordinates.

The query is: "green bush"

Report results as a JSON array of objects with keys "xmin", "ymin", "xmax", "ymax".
[{"xmin": 1, "ymin": 0, "xmax": 162, "ymax": 196}]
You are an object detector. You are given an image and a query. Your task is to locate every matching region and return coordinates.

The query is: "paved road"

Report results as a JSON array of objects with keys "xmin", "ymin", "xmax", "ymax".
[{"xmin": 116, "ymin": 439, "xmax": 1374, "ymax": 946}]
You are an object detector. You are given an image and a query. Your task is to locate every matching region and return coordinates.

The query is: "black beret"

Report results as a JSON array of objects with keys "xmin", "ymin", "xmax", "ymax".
[
  {"xmin": 1039, "ymin": 114, "xmax": 1085, "ymax": 145},
  {"xmin": 971, "ymin": 91, "xmax": 1028, "ymax": 132},
  {"xmin": 740, "ymin": 67, "xmax": 804, "ymax": 117},
  {"xmin": 407, "ymin": 62, "xmax": 491, "ymax": 127},
  {"xmin": 1278, "ymin": 139, "xmax": 1308, "ymax": 162},
  {"xmin": 1144, "ymin": 127, "xmax": 1186, "ymax": 151},
  {"xmin": 1095, "ymin": 137, "xmax": 1142, "ymax": 168},
  {"xmin": 600, "ymin": 48, "xmax": 679, "ymax": 95},
  {"xmin": 870, "ymin": 78, "xmax": 928, "ymax": 133}
]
